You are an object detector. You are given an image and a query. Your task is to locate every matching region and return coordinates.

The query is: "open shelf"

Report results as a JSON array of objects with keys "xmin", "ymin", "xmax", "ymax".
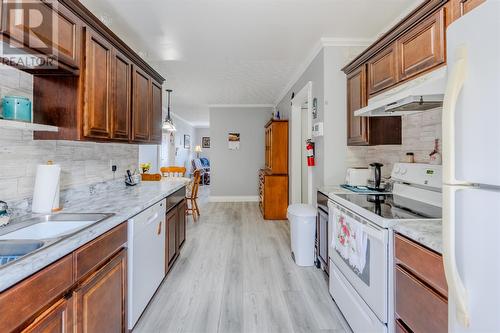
[{"xmin": 0, "ymin": 119, "xmax": 58, "ymax": 132}]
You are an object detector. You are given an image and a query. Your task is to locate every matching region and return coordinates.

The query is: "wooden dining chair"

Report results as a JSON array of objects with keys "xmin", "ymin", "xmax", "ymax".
[
  {"xmin": 160, "ymin": 166, "xmax": 186, "ymax": 178},
  {"xmin": 186, "ymin": 169, "xmax": 201, "ymax": 221}
]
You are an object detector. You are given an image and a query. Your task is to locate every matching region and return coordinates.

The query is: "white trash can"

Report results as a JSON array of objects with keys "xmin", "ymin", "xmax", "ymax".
[{"xmin": 287, "ymin": 204, "xmax": 317, "ymax": 266}]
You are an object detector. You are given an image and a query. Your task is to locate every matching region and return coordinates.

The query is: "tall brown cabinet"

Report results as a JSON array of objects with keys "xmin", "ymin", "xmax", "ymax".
[{"xmin": 259, "ymin": 120, "xmax": 289, "ymax": 220}]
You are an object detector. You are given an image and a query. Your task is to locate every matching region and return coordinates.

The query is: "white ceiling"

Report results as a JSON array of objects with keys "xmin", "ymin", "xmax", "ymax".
[{"xmin": 81, "ymin": 0, "xmax": 420, "ymax": 127}]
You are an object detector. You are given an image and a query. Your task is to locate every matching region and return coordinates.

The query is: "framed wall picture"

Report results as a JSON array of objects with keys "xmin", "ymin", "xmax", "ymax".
[
  {"xmin": 202, "ymin": 136, "xmax": 210, "ymax": 148},
  {"xmin": 184, "ymin": 134, "xmax": 191, "ymax": 149},
  {"xmin": 228, "ymin": 132, "xmax": 240, "ymax": 150}
]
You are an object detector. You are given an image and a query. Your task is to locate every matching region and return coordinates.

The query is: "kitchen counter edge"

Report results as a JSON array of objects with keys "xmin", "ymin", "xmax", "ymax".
[{"xmin": 0, "ymin": 180, "xmax": 188, "ymax": 292}]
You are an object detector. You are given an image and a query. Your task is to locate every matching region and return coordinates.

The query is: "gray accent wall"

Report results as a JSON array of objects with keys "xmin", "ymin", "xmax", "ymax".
[{"xmin": 209, "ymin": 106, "xmax": 272, "ymax": 198}]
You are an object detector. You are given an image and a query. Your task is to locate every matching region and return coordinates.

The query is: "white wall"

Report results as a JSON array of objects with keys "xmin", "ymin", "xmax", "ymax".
[
  {"xmin": 139, "ymin": 145, "xmax": 160, "ymax": 173},
  {"xmin": 209, "ymin": 106, "xmax": 272, "ymax": 200},
  {"xmin": 275, "ymin": 45, "xmax": 368, "ymax": 202},
  {"xmin": 160, "ymin": 113, "xmax": 195, "ymax": 172}
]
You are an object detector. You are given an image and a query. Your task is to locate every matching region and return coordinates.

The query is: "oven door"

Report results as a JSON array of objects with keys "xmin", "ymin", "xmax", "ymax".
[{"xmin": 328, "ymin": 200, "xmax": 389, "ymax": 324}]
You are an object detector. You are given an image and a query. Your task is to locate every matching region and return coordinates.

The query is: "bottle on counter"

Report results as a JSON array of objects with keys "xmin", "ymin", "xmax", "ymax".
[
  {"xmin": 406, "ymin": 152, "xmax": 415, "ymax": 163},
  {"xmin": 429, "ymin": 139, "xmax": 442, "ymax": 165}
]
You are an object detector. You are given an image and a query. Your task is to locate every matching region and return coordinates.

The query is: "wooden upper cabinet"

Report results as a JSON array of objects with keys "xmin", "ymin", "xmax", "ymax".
[
  {"xmin": 264, "ymin": 120, "xmax": 288, "ymax": 174},
  {"xmin": 347, "ymin": 65, "xmax": 402, "ymax": 146},
  {"xmin": 452, "ymin": 0, "xmax": 486, "ymax": 19},
  {"xmin": 74, "ymin": 249, "xmax": 127, "ymax": 333},
  {"xmin": 49, "ymin": 3, "xmax": 81, "ymax": 69},
  {"xmin": 111, "ymin": 49, "xmax": 132, "ymax": 141},
  {"xmin": 132, "ymin": 65, "xmax": 151, "ymax": 142},
  {"xmin": 21, "ymin": 297, "xmax": 73, "ymax": 333},
  {"xmin": 83, "ymin": 28, "xmax": 113, "ymax": 139},
  {"xmin": 150, "ymin": 80, "xmax": 163, "ymax": 144},
  {"xmin": 347, "ymin": 65, "xmax": 369, "ymax": 145},
  {"xmin": 397, "ymin": 7, "xmax": 446, "ymax": 81},
  {"xmin": 1, "ymin": 1, "xmax": 81, "ymax": 71},
  {"xmin": 368, "ymin": 43, "xmax": 398, "ymax": 95}
]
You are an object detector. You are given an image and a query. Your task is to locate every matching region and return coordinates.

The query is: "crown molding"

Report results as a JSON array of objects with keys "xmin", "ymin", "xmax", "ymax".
[
  {"xmin": 208, "ymin": 104, "xmax": 275, "ymax": 109},
  {"xmin": 273, "ymin": 37, "xmax": 373, "ymax": 106}
]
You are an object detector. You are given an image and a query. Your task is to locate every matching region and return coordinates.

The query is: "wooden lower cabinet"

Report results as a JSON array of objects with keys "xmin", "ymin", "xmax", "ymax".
[
  {"xmin": 177, "ymin": 199, "xmax": 187, "ymax": 249},
  {"xmin": 0, "ymin": 223, "xmax": 128, "ymax": 333},
  {"xmin": 394, "ymin": 234, "xmax": 448, "ymax": 333},
  {"xmin": 22, "ymin": 297, "xmax": 74, "ymax": 333},
  {"xmin": 74, "ymin": 249, "xmax": 127, "ymax": 333},
  {"xmin": 166, "ymin": 207, "xmax": 178, "ymax": 270},
  {"xmin": 259, "ymin": 170, "xmax": 288, "ymax": 220},
  {"xmin": 165, "ymin": 196, "xmax": 188, "ymax": 273}
]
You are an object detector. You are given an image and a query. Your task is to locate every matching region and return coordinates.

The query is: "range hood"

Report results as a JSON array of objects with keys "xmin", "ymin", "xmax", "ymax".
[{"xmin": 355, "ymin": 66, "xmax": 447, "ymax": 117}]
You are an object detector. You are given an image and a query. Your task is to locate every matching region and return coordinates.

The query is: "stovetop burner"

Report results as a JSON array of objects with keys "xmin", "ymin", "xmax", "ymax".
[{"xmin": 334, "ymin": 193, "xmax": 442, "ymax": 220}]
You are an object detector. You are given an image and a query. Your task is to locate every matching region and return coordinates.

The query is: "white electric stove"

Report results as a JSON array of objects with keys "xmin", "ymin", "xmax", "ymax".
[{"xmin": 327, "ymin": 163, "xmax": 442, "ymax": 333}]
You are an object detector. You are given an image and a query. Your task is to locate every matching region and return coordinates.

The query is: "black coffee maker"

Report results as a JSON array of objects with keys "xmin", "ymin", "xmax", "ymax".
[{"xmin": 368, "ymin": 162, "xmax": 384, "ymax": 191}]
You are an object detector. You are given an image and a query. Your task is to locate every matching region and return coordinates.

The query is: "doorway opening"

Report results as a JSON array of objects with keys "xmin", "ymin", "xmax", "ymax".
[{"xmin": 291, "ymin": 81, "xmax": 313, "ymax": 205}]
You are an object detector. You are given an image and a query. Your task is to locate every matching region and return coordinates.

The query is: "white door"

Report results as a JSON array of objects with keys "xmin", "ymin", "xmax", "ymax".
[
  {"xmin": 445, "ymin": 185, "xmax": 500, "ymax": 332},
  {"xmin": 301, "ymin": 106, "xmax": 309, "ymax": 203},
  {"xmin": 446, "ymin": 1, "xmax": 500, "ymax": 186}
]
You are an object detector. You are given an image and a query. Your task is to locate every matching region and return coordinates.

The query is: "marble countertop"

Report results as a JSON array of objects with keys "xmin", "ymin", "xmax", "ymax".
[
  {"xmin": 392, "ymin": 220, "xmax": 443, "ymax": 254},
  {"xmin": 0, "ymin": 178, "xmax": 189, "ymax": 292}
]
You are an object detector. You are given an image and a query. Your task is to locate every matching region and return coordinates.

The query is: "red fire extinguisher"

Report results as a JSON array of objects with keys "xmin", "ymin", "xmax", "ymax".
[{"xmin": 306, "ymin": 140, "xmax": 315, "ymax": 167}]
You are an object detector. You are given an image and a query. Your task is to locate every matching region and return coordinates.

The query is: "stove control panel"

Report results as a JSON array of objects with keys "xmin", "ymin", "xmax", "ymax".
[{"xmin": 391, "ymin": 163, "xmax": 442, "ymax": 189}]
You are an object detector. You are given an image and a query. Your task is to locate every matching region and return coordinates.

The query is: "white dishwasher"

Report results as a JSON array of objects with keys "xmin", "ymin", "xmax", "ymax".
[{"xmin": 128, "ymin": 199, "xmax": 166, "ymax": 330}]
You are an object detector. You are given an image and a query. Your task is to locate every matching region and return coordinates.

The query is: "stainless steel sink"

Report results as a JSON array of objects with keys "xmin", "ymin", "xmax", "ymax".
[
  {"xmin": 0, "ymin": 213, "xmax": 113, "ymax": 266},
  {"xmin": 0, "ymin": 240, "xmax": 45, "ymax": 266}
]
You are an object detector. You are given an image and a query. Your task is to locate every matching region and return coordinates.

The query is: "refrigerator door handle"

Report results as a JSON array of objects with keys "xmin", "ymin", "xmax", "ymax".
[
  {"xmin": 442, "ymin": 46, "xmax": 470, "ymax": 186},
  {"xmin": 443, "ymin": 185, "xmax": 470, "ymax": 328}
]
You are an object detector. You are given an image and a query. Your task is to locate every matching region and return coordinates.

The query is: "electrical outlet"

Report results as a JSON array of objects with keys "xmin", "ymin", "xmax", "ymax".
[{"xmin": 112, "ymin": 165, "xmax": 117, "ymax": 172}]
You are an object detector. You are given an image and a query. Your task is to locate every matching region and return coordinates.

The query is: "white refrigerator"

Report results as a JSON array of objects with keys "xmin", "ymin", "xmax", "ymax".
[{"xmin": 443, "ymin": 1, "xmax": 500, "ymax": 332}]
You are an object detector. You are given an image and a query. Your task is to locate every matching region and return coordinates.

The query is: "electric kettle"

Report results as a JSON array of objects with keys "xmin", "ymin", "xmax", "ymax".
[{"xmin": 368, "ymin": 163, "xmax": 384, "ymax": 191}]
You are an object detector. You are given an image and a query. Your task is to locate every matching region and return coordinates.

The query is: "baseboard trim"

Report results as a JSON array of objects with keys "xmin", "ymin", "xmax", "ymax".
[{"xmin": 209, "ymin": 196, "xmax": 259, "ymax": 202}]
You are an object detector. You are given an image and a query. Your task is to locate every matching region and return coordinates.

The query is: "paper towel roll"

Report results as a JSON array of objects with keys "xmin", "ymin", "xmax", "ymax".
[{"xmin": 32, "ymin": 163, "xmax": 61, "ymax": 213}]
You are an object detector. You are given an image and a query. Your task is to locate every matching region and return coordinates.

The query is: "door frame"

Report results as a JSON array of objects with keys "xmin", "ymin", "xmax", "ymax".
[{"xmin": 290, "ymin": 81, "xmax": 313, "ymax": 205}]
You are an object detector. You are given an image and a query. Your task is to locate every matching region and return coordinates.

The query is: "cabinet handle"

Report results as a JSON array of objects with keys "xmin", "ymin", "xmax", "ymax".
[
  {"xmin": 157, "ymin": 221, "xmax": 162, "ymax": 235},
  {"xmin": 442, "ymin": 47, "xmax": 470, "ymax": 328}
]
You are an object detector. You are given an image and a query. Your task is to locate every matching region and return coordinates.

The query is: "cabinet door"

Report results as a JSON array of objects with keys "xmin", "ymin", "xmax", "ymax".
[
  {"xmin": 111, "ymin": 49, "xmax": 131, "ymax": 141},
  {"xmin": 2, "ymin": 1, "xmax": 81, "ymax": 69},
  {"xmin": 150, "ymin": 80, "xmax": 163, "ymax": 144},
  {"xmin": 132, "ymin": 66, "xmax": 151, "ymax": 142},
  {"xmin": 177, "ymin": 199, "xmax": 186, "ymax": 250},
  {"xmin": 74, "ymin": 249, "xmax": 127, "ymax": 333},
  {"xmin": 83, "ymin": 28, "xmax": 113, "ymax": 139},
  {"xmin": 22, "ymin": 297, "xmax": 73, "ymax": 333},
  {"xmin": 166, "ymin": 208, "xmax": 178, "ymax": 269},
  {"xmin": 347, "ymin": 65, "xmax": 369, "ymax": 145},
  {"xmin": 452, "ymin": 0, "xmax": 485, "ymax": 19},
  {"xmin": 397, "ymin": 8, "xmax": 446, "ymax": 81},
  {"xmin": 368, "ymin": 44, "xmax": 398, "ymax": 95}
]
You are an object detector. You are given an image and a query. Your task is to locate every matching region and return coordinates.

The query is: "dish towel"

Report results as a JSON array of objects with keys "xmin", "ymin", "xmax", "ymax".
[
  {"xmin": 346, "ymin": 214, "xmax": 368, "ymax": 273},
  {"xmin": 333, "ymin": 209, "xmax": 368, "ymax": 274},
  {"xmin": 334, "ymin": 208, "xmax": 350, "ymax": 261}
]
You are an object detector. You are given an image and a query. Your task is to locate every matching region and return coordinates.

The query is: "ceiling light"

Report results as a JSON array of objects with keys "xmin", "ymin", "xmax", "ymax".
[{"xmin": 163, "ymin": 89, "xmax": 177, "ymax": 132}]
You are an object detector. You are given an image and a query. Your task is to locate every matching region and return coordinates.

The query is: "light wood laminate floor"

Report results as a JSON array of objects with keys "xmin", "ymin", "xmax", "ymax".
[{"xmin": 134, "ymin": 187, "xmax": 350, "ymax": 333}]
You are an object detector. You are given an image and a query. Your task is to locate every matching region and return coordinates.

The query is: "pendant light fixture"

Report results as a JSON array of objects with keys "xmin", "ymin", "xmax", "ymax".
[{"xmin": 162, "ymin": 89, "xmax": 177, "ymax": 132}]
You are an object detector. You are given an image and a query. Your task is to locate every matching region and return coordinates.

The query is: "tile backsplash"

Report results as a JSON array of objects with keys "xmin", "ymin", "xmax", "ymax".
[
  {"xmin": 347, "ymin": 108, "xmax": 442, "ymax": 177},
  {"xmin": 0, "ymin": 65, "xmax": 139, "ymax": 201}
]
